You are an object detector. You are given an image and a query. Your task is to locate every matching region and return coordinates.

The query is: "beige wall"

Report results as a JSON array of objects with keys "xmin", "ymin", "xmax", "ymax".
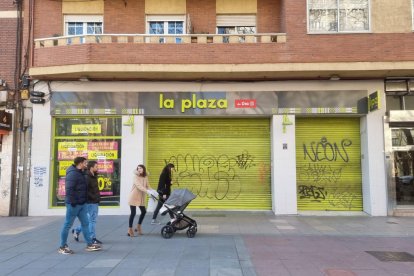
[
  {"xmin": 145, "ymin": 0, "xmax": 186, "ymax": 14},
  {"xmin": 217, "ymin": 0, "xmax": 257, "ymax": 14},
  {"xmin": 62, "ymin": 0, "xmax": 104, "ymax": 14},
  {"xmin": 372, "ymin": 0, "xmax": 412, "ymax": 33}
]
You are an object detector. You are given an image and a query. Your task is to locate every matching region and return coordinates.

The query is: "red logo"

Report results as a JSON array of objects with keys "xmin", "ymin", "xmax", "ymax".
[{"xmin": 235, "ymin": 99, "xmax": 256, "ymax": 108}]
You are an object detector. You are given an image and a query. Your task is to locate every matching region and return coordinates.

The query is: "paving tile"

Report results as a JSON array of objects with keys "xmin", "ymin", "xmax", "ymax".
[
  {"xmin": 108, "ymin": 268, "xmax": 145, "ymax": 276},
  {"xmin": 177, "ymin": 259, "xmax": 210, "ymax": 269},
  {"xmin": 255, "ymin": 267, "xmax": 290, "ymax": 276},
  {"xmin": 324, "ymin": 268, "xmax": 358, "ymax": 276},
  {"xmin": 74, "ymin": 268, "xmax": 114, "ymax": 275},
  {"xmin": 210, "ymin": 268, "xmax": 243, "ymax": 276},
  {"xmin": 2, "ymin": 214, "xmax": 414, "ymax": 276},
  {"xmin": 85, "ymin": 258, "xmax": 122, "ymax": 268},
  {"xmin": 36, "ymin": 268, "xmax": 81, "ymax": 276},
  {"xmin": 210, "ymin": 258, "xmax": 240, "ymax": 269},
  {"xmin": 174, "ymin": 267, "xmax": 210, "ymax": 276},
  {"xmin": 142, "ymin": 268, "xmax": 175, "ymax": 276}
]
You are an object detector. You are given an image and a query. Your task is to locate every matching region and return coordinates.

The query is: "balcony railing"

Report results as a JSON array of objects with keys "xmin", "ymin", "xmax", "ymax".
[{"xmin": 34, "ymin": 33, "xmax": 287, "ymax": 48}]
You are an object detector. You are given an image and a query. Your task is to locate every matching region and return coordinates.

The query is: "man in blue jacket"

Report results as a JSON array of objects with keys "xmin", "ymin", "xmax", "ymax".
[
  {"xmin": 58, "ymin": 157, "xmax": 102, "ymax": 254},
  {"xmin": 72, "ymin": 160, "xmax": 102, "ymax": 244}
]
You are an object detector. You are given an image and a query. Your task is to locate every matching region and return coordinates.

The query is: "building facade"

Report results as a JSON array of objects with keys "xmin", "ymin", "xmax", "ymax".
[
  {"xmin": 27, "ymin": 0, "xmax": 414, "ymax": 216},
  {"xmin": 0, "ymin": 0, "xmax": 28, "ymax": 216}
]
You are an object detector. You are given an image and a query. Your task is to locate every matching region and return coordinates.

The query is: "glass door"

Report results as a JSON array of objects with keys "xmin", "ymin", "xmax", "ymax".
[
  {"xmin": 392, "ymin": 128, "xmax": 414, "ymax": 206},
  {"xmin": 394, "ymin": 150, "xmax": 414, "ymax": 205}
]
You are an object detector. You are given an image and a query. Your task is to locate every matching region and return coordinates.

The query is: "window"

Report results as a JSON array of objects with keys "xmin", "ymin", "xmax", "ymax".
[
  {"xmin": 64, "ymin": 15, "xmax": 103, "ymax": 43},
  {"xmin": 51, "ymin": 117, "xmax": 122, "ymax": 207},
  {"xmin": 216, "ymin": 15, "xmax": 256, "ymax": 43},
  {"xmin": 307, "ymin": 0, "xmax": 370, "ymax": 33},
  {"xmin": 217, "ymin": 27, "xmax": 256, "ymax": 43},
  {"xmin": 146, "ymin": 16, "xmax": 185, "ymax": 43}
]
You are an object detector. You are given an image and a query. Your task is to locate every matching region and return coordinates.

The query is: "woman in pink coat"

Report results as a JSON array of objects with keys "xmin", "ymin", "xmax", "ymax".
[{"xmin": 127, "ymin": 164, "xmax": 152, "ymax": 237}]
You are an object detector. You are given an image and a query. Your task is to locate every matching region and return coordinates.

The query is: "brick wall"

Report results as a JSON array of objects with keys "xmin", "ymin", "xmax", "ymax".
[
  {"xmin": 187, "ymin": 0, "xmax": 216, "ymax": 34},
  {"xmin": 104, "ymin": 0, "xmax": 145, "ymax": 34},
  {"xmin": 33, "ymin": 31, "xmax": 414, "ymax": 67},
  {"xmin": 0, "ymin": 0, "xmax": 15, "ymax": 10},
  {"xmin": 31, "ymin": 0, "xmax": 414, "ymax": 67},
  {"xmin": 0, "ymin": 1, "xmax": 18, "ymax": 89},
  {"xmin": 257, "ymin": 0, "xmax": 282, "ymax": 33},
  {"xmin": 34, "ymin": 0, "xmax": 62, "ymax": 38}
]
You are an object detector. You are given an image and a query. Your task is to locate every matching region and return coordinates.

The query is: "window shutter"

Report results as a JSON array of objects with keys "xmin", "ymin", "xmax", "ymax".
[
  {"xmin": 64, "ymin": 15, "xmax": 103, "ymax": 23},
  {"xmin": 216, "ymin": 15, "xmax": 256, "ymax": 27}
]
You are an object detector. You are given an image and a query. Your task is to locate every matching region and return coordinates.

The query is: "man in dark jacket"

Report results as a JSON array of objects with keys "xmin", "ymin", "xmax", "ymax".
[
  {"xmin": 72, "ymin": 161, "xmax": 102, "ymax": 244},
  {"xmin": 58, "ymin": 157, "xmax": 102, "ymax": 254}
]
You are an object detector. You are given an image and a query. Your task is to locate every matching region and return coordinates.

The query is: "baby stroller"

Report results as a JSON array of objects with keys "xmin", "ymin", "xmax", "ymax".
[{"xmin": 154, "ymin": 189, "xmax": 198, "ymax": 239}]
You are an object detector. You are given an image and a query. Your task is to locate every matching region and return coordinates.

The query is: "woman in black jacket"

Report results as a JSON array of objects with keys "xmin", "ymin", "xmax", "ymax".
[{"xmin": 151, "ymin": 163, "xmax": 175, "ymax": 224}]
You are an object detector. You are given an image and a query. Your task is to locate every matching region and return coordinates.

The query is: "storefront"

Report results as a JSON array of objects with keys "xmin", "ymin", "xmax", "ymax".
[
  {"xmin": 28, "ymin": 81, "xmax": 388, "ymax": 216},
  {"xmin": 383, "ymin": 79, "xmax": 414, "ymax": 216},
  {"xmin": 296, "ymin": 117, "xmax": 362, "ymax": 211},
  {"xmin": 147, "ymin": 118, "xmax": 272, "ymax": 210}
]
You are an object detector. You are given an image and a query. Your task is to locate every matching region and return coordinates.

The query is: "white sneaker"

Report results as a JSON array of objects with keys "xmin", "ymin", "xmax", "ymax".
[{"xmin": 151, "ymin": 219, "xmax": 160, "ymax": 225}]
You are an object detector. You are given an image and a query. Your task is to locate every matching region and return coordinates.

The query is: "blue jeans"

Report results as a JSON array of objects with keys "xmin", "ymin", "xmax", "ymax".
[
  {"xmin": 60, "ymin": 203, "xmax": 92, "ymax": 247},
  {"xmin": 75, "ymin": 203, "xmax": 99, "ymax": 240}
]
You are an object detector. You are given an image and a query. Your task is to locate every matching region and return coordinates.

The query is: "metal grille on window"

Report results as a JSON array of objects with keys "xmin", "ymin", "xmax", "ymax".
[{"xmin": 308, "ymin": 0, "xmax": 369, "ymax": 33}]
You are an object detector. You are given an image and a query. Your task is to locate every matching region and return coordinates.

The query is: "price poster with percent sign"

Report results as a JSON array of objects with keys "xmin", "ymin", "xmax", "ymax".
[
  {"xmin": 52, "ymin": 117, "xmax": 122, "ymax": 207},
  {"xmin": 55, "ymin": 140, "xmax": 121, "ymax": 205}
]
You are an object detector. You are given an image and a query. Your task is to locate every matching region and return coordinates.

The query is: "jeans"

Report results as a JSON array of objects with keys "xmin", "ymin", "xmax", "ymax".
[
  {"xmin": 75, "ymin": 203, "xmax": 99, "ymax": 240},
  {"xmin": 60, "ymin": 203, "xmax": 92, "ymax": 247}
]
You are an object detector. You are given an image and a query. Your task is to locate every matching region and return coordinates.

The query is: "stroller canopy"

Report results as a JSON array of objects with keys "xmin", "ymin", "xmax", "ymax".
[{"xmin": 165, "ymin": 189, "xmax": 196, "ymax": 207}]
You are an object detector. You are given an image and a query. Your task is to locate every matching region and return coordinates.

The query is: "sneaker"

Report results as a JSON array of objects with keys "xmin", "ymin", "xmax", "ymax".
[
  {"xmin": 92, "ymin": 238, "xmax": 103, "ymax": 245},
  {"xmin": 85, "ymin": 243, "xmax": 101, "ymax": 252},
  {"xmin": 71, "ymin": 229, "xmax": 79, "ymax": 242},
  {"xmin": 58, "ymin": 244, "xmax": 74, "ymax": 255},
  {"xmin": 151, "ymin": 219, "xmax": 161, "ymax": 225}
]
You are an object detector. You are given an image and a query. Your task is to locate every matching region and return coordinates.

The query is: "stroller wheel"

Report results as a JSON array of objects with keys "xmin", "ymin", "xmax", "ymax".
[
  {"xmin": 186, "ymin": 227, "xmax": 197, "ymax": 238},
  {"xmin": 161, "ymin": 225, "xmax": 174, "ymax": 239}
]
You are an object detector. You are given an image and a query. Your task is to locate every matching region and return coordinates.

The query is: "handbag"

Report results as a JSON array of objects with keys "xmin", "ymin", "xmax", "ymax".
[{"xmin": 147, "ymin": 196, "xmax": 157, "ymax": 212}]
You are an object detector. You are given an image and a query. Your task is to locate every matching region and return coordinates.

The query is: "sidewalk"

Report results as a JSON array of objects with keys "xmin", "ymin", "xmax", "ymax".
[{"xmin": 0, "ymin": 212, "xmax": 414, "ymax": 276}]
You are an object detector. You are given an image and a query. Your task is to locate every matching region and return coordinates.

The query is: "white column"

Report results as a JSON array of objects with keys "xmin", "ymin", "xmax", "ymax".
[
  {"xmin": 0, "ymin": 110, "xmax": 15, "ymax": 216},
  {"xmin": 272, "ymin": 115, "xmax": 297, "ymax": 214},
  {"xmin": 29, "ymin": 101, "xmax": 53, "ymax": 215},
  {"xmin": 361, "ymin": 109, "xmax": 387, "ymax": 216},
  {"xmin": 116, "ymin": 115, "xmax": 145, "ymax": 215}
]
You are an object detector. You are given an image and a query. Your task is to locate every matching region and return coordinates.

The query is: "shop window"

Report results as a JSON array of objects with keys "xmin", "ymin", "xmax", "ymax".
[
  {"xmin": 51, "ymin": 117, "xmax": 122, "ymax": 207},
  {"xmin": 146, "ymin": 15, "xmax": 185, "ymax": 43},
  {"xmin": 64, "ymin": 15, "xmax": 103, "ymax": 44},
  {"xmin": 392, "ymin": 128, "xmax": 414, "ymax": 147},
  {"xmin": 307, "ymin": 0, "xmax": 370, "ymax": 33}
]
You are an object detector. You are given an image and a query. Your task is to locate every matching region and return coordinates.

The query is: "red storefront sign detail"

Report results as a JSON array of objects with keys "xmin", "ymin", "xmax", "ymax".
[{"xmin": 235, "ymin": 99, "xmax": 257, "ymax": 108}]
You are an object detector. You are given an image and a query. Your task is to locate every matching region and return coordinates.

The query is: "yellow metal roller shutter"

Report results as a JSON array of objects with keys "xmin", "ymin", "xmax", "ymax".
[
  {"xmin": 296, "ymin": 118, "xmax": 362, "ymax": 211},
  {"xmin": 147, "ymin": 118, "xmax": 271, "ymax": 210}
]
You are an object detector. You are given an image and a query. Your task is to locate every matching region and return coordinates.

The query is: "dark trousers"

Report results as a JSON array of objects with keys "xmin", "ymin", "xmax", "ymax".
[
  {"xmin": 152, "ymin": 196, "xmax": 174, "ymax": 219},
  {"xmin": 129, "ymin": 206, "xmax": 146, "ymax": 227}
]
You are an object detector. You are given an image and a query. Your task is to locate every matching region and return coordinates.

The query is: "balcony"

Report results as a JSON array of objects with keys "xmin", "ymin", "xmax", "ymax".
[
  {"xmin": 34, "ymin": 33, "xmax": 286, "ymax": 47},
  {"xmin": 30, "ymin": 32, "xmax": 414, "ymax": 81},
  {"xmin": 31, "ymin": 33, "xmax": 287, "ymax": 81}
]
